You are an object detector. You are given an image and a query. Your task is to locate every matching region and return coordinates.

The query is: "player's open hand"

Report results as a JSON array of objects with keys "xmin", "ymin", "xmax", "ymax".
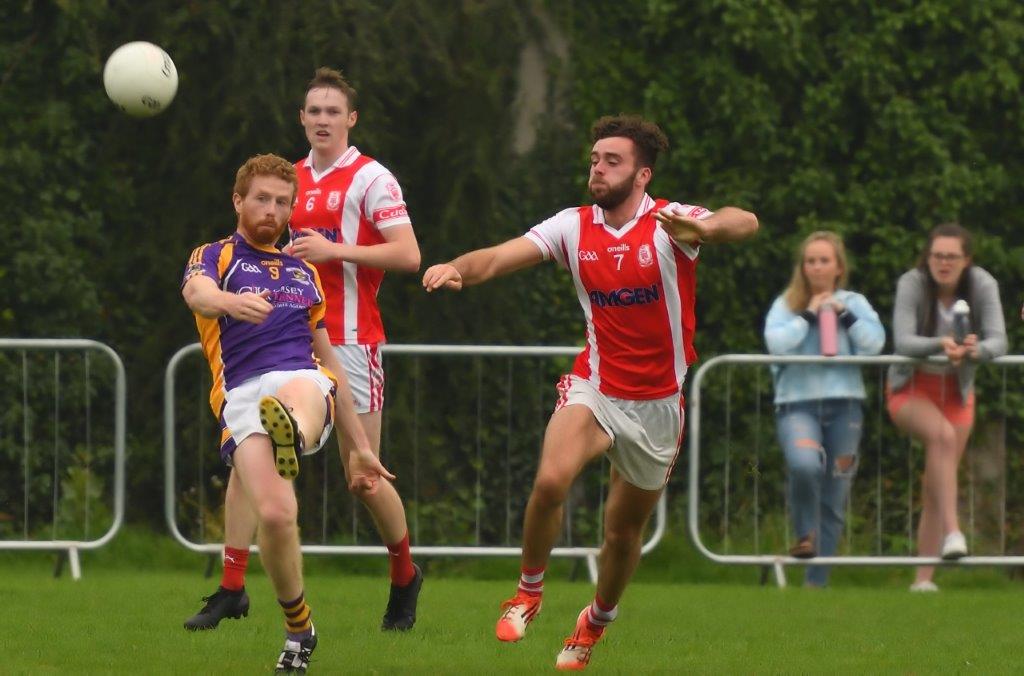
[
  {"xmin": 288, "ymin": 229, "xmax": 338, "ymax": 264},
  {"xmin": 347, "ymin": 448, "xmax": 396, "ymax": 496},
  {"xmin": 654, "ymin": 208, "xmax": 708, "ymax": 245},
  {"xmin": 422, "ymin": 263, "xmax": 464, "ymax": 292},
  {"xmin": 228, "ymin": 289, "xmax": 274, "ymax": 324}
]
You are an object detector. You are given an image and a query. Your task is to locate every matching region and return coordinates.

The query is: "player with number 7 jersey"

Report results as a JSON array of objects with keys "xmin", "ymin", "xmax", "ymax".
[{"xmin": 423, "ymin": 115, "xmax": 758, "ymax": 671}]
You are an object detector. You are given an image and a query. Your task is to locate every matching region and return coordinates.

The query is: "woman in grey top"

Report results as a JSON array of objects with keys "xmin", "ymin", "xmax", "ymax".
[{"xmin": 886, "ymin": 223, "xmax": 1007, "ymax": 592}]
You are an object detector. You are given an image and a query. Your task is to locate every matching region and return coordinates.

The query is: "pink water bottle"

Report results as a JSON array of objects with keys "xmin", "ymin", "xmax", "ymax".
[{"xmin": 818, "ymin": 301, "xmax": 838, "ymax": 357}]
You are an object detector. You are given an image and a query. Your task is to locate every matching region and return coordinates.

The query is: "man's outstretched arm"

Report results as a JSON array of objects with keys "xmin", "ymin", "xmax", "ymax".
[
  {"xmin": 422, "ymin": 237, "xmax": 544, "ymax": 292},
  {"xmin": 654, "ymin": 205, "xmax": 759, "ymax": 245}
]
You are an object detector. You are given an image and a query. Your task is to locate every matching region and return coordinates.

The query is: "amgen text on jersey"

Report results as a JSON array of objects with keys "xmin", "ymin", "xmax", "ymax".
[{"xmin": 588, "ymin": 284, "xmax": 661, "ymax": 308}]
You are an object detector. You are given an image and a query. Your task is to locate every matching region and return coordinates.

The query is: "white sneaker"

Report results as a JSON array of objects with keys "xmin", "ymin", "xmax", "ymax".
[
  {"xmin": 940, "ymin": 531, "xmax": 968, "ymax": 560},
  {"xmin": 909, "ymin": 580, "xmax": 939, "ymax": 592}
]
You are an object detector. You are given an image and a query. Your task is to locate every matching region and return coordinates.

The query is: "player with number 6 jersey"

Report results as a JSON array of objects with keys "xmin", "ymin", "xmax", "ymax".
[
  {"xmin": 290, "ymin": 144, "xmax": 411, "ymax": 347},
  {"xmin": 285, "ymin": 70, "xmax": 423, "ymax": 632}
]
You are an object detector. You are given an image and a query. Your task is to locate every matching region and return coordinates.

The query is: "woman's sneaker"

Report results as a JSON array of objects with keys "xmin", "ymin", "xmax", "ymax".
[
  {"xmin": 940, "ymin": 531, "xmax": 968, "ymax": 560},
  {"xmin": 788, "ymin": 533, "xmax": 816, "ymax": 559}
]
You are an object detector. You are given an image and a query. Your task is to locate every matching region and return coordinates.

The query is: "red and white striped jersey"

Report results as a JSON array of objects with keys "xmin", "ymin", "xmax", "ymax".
[
  {"xmin": 289, "ymin": 147, "xmax": 412, "ymax": 345},
  {"xmin": 524, "ymin": 194, "xmax": 708, "ymax": 400}
]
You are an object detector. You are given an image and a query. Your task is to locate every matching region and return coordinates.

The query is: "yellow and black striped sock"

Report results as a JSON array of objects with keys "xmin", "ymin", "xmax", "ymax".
[{"xmin": 279, "ymin": 591, "xmax": 313, "ymax": 639}]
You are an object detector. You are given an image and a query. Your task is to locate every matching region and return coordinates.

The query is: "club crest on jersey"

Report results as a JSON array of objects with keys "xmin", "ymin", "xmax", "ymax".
[
  {"xmin": 327, "ymin": 191, "xmax": 342, "ymax": 210},
  {"xmin": 637, "ymin": 244, "xmax": 654, "ymax": 267},
  {"xmin": 386, "ymin": 181, "xmax": 401, "ymax": 201},
  {"xmin": 287, "ymin": 267, "xmax": 312, "ymax": 285}
]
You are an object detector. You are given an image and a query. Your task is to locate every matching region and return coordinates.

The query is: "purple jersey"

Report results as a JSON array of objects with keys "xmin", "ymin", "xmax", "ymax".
[{"xmin": 183, "ymin": 232, "xmax": 330, "ymax": 416}]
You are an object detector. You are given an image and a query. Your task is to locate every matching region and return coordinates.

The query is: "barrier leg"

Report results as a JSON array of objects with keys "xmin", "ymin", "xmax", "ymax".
[
  {"xmin": 69, "ymin": 547, "xmax": 81, "ymax": 581},
  {"xmin": 773, "ymin": 559, "xmax": 787, "ymax": 588},
  {"xmin": 586, "ymin": 553, "xmax": 599, "ymax": 585}
]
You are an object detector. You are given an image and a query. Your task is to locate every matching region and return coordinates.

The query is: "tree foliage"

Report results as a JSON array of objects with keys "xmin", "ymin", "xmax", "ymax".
[{"xmin": 3, "ymin": 0, "xmax": 1024, "ymax": 533}]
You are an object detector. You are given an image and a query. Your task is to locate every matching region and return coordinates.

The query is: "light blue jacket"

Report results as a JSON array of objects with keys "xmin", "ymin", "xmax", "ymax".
[{"xmin": 764, "ymin": 289, "xmax": 886, "ymax": 404}]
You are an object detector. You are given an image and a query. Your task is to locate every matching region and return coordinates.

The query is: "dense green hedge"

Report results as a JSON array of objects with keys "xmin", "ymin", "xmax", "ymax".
[{"xmin": 3, "ymin": 1, "xmax": 1024, "ymax": 540}]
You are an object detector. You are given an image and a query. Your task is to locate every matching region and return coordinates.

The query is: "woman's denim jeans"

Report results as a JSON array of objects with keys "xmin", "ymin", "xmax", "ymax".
[{"xmin": 775, "ymin": 398, "xmax": 864, "ymax": 586}]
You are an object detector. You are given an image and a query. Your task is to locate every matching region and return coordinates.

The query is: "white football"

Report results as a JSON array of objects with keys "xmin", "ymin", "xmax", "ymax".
[{"xmin": 103, "ymin": 41, "xmax": 178, "ymax": 117}]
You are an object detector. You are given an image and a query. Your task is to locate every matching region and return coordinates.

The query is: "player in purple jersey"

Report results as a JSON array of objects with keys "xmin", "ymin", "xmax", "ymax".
[
  {"xmin": 191, "ymin": 69, "xmax": 424, "ymax": 636},
  {"xmin": 182, "ymin": 154, "xmax": 394, "ymax": 673}
]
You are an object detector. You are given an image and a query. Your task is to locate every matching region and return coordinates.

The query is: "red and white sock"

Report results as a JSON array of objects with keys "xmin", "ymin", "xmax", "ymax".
[
  {"xmin": 586, "ymin": 595, "xmax": 617, "ymax": 632},
  {"xmin": 221, "ymin": 546, "xmax": 249, "ymax": 591},
  {"xmin": 518, "ymin": 565, "xmax": 545, "ymax": 597}
]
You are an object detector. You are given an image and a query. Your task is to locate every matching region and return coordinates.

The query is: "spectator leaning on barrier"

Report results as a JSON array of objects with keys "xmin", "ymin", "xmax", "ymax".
[
  {"xmin": 887, "ymin": 222, "xmax": 1006, "ymax": 592},
  {"xmin": 764, "ymin": 231, "xmax": 885, "ymax": 586}
]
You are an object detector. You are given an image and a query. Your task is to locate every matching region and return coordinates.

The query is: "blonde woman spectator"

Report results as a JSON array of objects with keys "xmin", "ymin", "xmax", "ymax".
[{"xmin": 765, "ymin": 232, "xmax": 885, "ymax": 586}]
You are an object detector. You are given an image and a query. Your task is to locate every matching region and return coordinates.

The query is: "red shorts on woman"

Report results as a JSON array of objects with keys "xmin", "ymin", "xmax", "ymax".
[{"xmin": 886, "ymin": 371, "xmax": 974, "ymax": 427}]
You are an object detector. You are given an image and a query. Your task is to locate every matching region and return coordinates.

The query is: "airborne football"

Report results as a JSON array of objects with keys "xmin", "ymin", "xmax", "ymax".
[{"xmin": 102, "ymin": 41, "xmax": 178, "ymax": 117}]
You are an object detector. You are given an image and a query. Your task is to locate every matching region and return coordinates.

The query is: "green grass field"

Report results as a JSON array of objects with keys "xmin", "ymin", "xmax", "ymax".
[{"xmin": 3, "ymin": 554, "xmax": 1023, "ymax": 674}]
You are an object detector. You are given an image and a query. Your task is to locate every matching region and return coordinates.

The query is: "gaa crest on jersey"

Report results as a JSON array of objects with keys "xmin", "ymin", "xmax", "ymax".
[
  {"xmin": 327, "ymin": 190, "xmax": 342, "ymax": 210},
  {"xmin": 637, "ymin": 244, "xmax": 654, "ymax": 267},
  {"xmin": 287, "ymin": 267, "xmax": 312, "ymax": 285}
]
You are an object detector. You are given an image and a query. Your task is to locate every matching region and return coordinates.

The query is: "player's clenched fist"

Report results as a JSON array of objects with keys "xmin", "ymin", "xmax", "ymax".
[
  {"xmin": 286, "ymin": 228, "xmax": 337, "ymax": 263},
  {"xmin": 422, "ymin": 263, "xmax": 463, "ymax": 292},
  {"xmin": 227, "ymin": 289, "xmax": 274, "ymax": 324}
]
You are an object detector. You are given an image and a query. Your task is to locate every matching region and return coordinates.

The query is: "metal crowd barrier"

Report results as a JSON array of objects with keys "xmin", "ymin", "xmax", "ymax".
[
  {"xmin": 165, "ymin": 343, "xmax": 668, "ymax": 583},
  {"xmin": 688, "ymin": 354, "xmax": 1024, "ymax": 586},
  {"xmin": 0, "ymin": 339, "xmax": 126, "ymax": 579}
]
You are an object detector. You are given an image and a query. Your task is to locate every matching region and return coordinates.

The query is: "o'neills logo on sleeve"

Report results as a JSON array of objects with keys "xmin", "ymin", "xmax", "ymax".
[
  {"xmin": 588, "ymin": 284, "xmax": 661, "ymax": 308},
  {"xmin": 373, "ymin": 205, "xmax": 408, "ymax": 222}
]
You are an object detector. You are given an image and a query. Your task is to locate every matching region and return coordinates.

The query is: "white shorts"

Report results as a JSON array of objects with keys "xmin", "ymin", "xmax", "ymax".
[
  {"xmin": 332, "ymin": 343, "xmax": 384, "ymax": 414},
  {"xmin": 555, "ymin": 375, "xmax": 684, "ymax": 491},
  {"xmin": 219, "ymin": 369, "xmax": 336, "ymax": 465}
]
